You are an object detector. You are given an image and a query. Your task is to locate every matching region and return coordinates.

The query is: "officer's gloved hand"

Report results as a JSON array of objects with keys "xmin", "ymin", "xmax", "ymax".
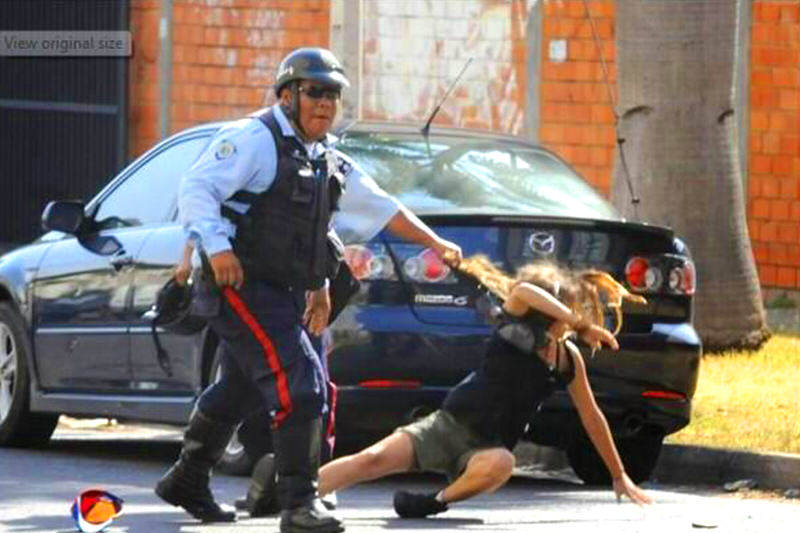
[{"xmin": 304, "ymin": 284, "xmax": 331, "ymax": 336}]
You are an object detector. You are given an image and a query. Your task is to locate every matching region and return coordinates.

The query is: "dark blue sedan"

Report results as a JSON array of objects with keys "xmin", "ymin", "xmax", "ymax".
[{"xmin": 0, "ymin": 121, "xmax": 700, "ymax": 485}]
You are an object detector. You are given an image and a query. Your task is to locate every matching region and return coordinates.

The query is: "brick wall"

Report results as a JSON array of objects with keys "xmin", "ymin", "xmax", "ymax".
[
  {"xmin": 539, "ymin": 0, "xmax": 616, "ymax": 196},
  {"xmin": 128, "ymin": 0, "xmax": 330, "ymax": 159},
  {"xmin": 540, "ymin": 0, "xmax": 799, "ymax": 292},
  {"xmin": 360, "ymin": 0, "xmax": 528, "ymax": 134},
  {"xmin": 170, "ymin": 0, "xmax": 329, "ymax": 135},
  {"xmin": 748, "ymin": 0, "xmax": 800, "ymax": 291},
  {"xmin": 129, "ymin": 0, "xmax": 161, "ymax": 158},
  {"xmin": 125, "ymin": 0, "xmax": 799, "ymax": 293}
]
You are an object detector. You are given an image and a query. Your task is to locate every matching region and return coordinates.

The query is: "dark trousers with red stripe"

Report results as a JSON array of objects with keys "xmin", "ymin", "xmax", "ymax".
[
  {"xmin": 218, "ymin": 325, "xmax": 338, "ymax": 467},
  {"xmin": 198, "ymin": 282, "xmax": 326, "ymax": 424},
  {"xmin": 196, "ymin": 281, "xmax": 327, "ymax": 508}
]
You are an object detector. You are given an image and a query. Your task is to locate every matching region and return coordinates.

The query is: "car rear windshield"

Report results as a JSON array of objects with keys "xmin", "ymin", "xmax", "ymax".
[{"xmin": 337, "ymin": 131, "xmax": 619, "ymax": 220}]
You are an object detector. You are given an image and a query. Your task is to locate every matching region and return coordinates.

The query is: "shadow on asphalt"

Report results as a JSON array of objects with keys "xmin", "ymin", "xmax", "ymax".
[
  {"xmin": 372, "ymin": 471, "xmax": 584, "ymax": 491},
  {"xmin": 42, "ymin": 438, "xmax": 181, "ymax": 464},
  {"xmin": 1, "ymin": 513, "xmax": 204, "ymax": 533},
  {"xmin": 39, "ymin": 438, "xmax": 590, "ymax": 495},
  {"xmin": 358, "ymin": 517, "xmax": 485, "ymax": 528}
]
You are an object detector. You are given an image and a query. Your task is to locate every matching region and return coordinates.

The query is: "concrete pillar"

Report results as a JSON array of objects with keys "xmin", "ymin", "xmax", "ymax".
[
  {"xmin": 330, "ymin": 0, "xmax": 362, "ymax": 121},
  {"xmin": 158, "ymin": 0, "xmax": 172, "ymax": 139},
  {"xmin": 525, "ymin": 0, "xmax": 543, "ymax": 144}
]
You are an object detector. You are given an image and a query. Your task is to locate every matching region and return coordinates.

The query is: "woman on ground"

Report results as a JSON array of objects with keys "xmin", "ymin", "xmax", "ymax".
[{"xmin": 313, "ymin": 256, "xmax": 653, "ymax": 517}]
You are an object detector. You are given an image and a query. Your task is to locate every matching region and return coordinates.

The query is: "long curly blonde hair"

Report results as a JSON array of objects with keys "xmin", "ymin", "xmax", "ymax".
[{"xmin": 454, "ymin": 255, "xmax": 646, "ymax": 335}]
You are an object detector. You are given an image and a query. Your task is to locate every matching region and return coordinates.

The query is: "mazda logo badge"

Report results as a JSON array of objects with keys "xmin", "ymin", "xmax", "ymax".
[{"xmin": 528, "ymin": 232, "xmax": 555, "ymax": 255}]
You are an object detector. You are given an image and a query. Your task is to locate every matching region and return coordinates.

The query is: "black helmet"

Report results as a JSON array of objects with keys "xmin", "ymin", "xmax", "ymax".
[
  {"xmin": 142, "ymin": 278, "xmax": 207, "ymax": 377},
  {"xmin": 143, "ymin": 278, "xmax": 205, "ymax": 335},
  {"xmin": 274, "ymin": 47, "xmax": 350, "ymax": 96}
]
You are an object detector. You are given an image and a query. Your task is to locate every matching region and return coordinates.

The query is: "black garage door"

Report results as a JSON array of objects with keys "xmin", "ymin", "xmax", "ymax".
[{"xmin": 0, "ymin": 0, "xmax": 128, "ymax": 246}]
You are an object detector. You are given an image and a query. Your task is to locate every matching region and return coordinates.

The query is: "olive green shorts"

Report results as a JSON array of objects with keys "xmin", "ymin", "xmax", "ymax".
[{"xmin": 395, "ymin": 409, "xmax": 501, "ymax": 481}]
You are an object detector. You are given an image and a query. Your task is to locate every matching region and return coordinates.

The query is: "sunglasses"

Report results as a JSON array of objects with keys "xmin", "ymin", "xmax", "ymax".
[
  {"xmin": 71, "ymin": 489, "xmax": 124, "ymax": 533},
  {"xmin": 299, "ymin": 84, "xmax": 341, "ymax": 101}
]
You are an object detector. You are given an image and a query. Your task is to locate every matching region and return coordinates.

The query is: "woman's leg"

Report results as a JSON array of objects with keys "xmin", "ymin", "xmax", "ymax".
[
  {"xmin": 392, "ymin": 447, "xmax": 515, "ymax": 518},
  {"xmin": 440, "ymin": 447, "xmax": 515, "ymax": 503},
  {"xmin": 319, "ymin": 431, "xmax": 416, "ymax": 496}
]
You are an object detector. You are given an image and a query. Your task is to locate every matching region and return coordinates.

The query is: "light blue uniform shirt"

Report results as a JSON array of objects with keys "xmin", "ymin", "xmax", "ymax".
[{"xmin": 178, "ymin": 104, "xmax": 401, "ymax": 256}]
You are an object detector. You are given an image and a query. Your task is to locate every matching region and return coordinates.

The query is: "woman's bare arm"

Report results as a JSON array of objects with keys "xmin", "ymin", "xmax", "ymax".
[
  {"xmin": 564, "ymin": 341, "xmax": 653, "ymax": 505},
  {"xmin": 504, "ymin": 281, "xmax": 574, "ymax": 321}
]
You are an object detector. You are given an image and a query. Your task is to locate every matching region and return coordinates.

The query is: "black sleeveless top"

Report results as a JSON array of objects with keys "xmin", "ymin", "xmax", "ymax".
[{"xmin": 441, "ymin": 310, "xmax": 576, "ymax": 450}]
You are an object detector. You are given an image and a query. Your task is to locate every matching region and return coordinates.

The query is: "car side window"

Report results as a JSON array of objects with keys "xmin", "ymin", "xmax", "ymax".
[{"xmin": 94, "ymin": 136, "xmax": 209, "ymax": 227}]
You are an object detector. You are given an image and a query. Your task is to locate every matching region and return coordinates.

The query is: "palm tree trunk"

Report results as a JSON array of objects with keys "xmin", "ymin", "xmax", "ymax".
[{"xmin": 612, "ymin": 0, "xmax": 769, "ymax": 351}]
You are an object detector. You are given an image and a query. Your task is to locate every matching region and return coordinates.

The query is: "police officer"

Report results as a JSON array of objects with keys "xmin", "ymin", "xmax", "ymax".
[{"xmin": 155, "ymin": 47, "xmax": 461, "ymax": 533}]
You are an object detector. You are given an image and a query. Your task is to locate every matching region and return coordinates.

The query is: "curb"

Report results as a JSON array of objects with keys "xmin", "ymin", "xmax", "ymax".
[
  {"xmin": 653, "ymin": 444, "xmax": 800, "ymax": 490},
  {"xmin": 515, "ymin": 442, "xmax": 800, "ymax": 491}
]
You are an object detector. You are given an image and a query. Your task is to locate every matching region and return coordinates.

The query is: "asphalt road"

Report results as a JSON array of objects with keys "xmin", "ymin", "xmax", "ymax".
[{"xmin": 0, "ymin": 424, "xmax": 797, "ymax": 533}]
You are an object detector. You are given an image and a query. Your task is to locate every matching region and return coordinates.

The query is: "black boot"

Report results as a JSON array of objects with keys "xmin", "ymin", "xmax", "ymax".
[
  {"xmin": 273, "ymin": 417, "xmax": 343, "ymax": 533},
  {"xmin": 234, "ymin": 453, "xmax": 281, "ymax": 517},
  {"xmin": 155, "ymin": 409, "xmax": 237, "ymax": 522},
  {"xmin": 393, "ymin": 491, "xmax": 448, "ymax": 518}
]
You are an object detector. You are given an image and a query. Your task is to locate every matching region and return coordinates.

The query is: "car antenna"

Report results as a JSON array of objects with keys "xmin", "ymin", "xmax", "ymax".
[
  {"xmin": 421, "ymin": 57, "xmax": 473, "ymax": 156},
  {"xmin": 333, "ymin": 118, "xmax": 357, "ymax": 145},
  {"xmin": 580, "ymin": 0, "xmax": 640, "ymax": 220}
]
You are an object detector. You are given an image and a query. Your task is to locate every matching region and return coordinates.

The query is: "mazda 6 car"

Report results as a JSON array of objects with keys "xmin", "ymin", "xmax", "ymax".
[{"xmin": 0, "ymin": 120, "xmax": 701, "ymax": 484}]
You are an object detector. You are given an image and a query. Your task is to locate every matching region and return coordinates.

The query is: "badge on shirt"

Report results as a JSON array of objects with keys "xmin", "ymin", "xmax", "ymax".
[
  {"xmin": 338, "ymin": 160, "xmax": 353, "ymax": 176},
  {"xmin": 215, "ymin": 140, "xmax": 236, "ymax": 160}
]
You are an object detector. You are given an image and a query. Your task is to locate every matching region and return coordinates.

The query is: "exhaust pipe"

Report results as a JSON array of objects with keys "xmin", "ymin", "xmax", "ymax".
[
  {"xmin": 407, "ymin": 405, "xmax": 434, "ymax": 423},
  {"xmin": 621, "ymin": 414, "xmax": 644, "ymax": 437}
]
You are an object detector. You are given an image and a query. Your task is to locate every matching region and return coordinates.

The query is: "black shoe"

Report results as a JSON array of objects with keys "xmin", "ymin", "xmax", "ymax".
[
  {"xmin": 393, "ymin": 491, "xmax": 448, "ymax": 519},
  {"xmin": 154, "ymin": 409, "xmax": 237, "ymax": 523},
  {"xmin": 279, "ymin": 498, "xmax": 344, "ymax": 533},
  {"xmin": 155, "ymin": 465, "xmax": 237, "ymax": 522},
  {"xmin": 235, "ymin": 495, "xmax": 281, "ymax": 516},
  {"xmin": 236, "ymin": 453, "xmax": 280, "ymax": 517},
  {"xmin": 320, "ymin": 492, "xmax": 337, "ymax": 511},
  {"xmin": 235, "ymin": 497, "xmax": 248, "ymax": 511}
]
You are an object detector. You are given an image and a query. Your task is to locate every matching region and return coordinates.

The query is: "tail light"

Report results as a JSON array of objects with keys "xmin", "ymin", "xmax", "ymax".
[
  {"xmin": 343, "ymin": 244, "xmax": 394, "ymax": 281},
  {"xmin": 343, "ymin": 244, "xmax": 456, "ymax": 283},
  {"xmin": 358, "ymin": 379, "xmax": 421, "ymax": 389},
  {"xmin": 403, "ymin": 248, "xmax": 451, "ymax": 283},
  {"xmin": 668, "ymin": 258, "xmax": 696, "ymax": 295},
  {"xmin": 625, "ymin": 254, "xmax": 695, "ymax": 296},
  {"xmin": 641, "ymin": 389, "xmax": 687, "ymax": 401}
]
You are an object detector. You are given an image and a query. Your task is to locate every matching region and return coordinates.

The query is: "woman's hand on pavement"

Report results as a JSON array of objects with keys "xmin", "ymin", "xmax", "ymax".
[{"xmin": 612, "ymin": 473, "xmax": 654, "ymax": 505}]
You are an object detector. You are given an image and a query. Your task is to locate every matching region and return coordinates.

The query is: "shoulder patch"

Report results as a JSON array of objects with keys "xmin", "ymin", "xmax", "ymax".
[{"xmin": 215, "ymin": 140, "xmax": 236, "ymax": 160}]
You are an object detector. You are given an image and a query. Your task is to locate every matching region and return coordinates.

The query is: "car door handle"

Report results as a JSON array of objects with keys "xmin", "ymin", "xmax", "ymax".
[{"xmin": 109, "ymin": 254, "xmax": 134, "ymax": 271}]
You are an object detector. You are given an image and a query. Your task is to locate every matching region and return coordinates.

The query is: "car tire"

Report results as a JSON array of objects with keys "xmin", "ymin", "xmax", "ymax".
[
  {"xmin": 206, "ymin": 346, "xmax": 273, "ymax": 476},
  {"xmin": 217, "ymin": 426, "xmax": 256, "ymax": 476},
  {"xmin": 0, "ymin": 302, "xmax": 59, "ymax": 447},
  {"xmin": 566, "ymin": 432, "xmax": 664, "ymax": 486}
]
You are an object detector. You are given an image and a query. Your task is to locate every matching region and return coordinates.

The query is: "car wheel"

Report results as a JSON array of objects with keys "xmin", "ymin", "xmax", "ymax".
[
  {"xmin": 566, "ymin": 432, "xmax": 664, "ymax": 485},
  {"xmin": 206, "ymin": 346, "xmax": 272, "ymax": 476},
  {"xmin": 0, "ymin": 302, "xmax": 59, "ymax": 447}
]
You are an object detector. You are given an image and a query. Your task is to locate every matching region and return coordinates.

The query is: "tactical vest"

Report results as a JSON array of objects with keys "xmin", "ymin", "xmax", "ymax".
[{"xmin": 221, "ymin": 109, "xmax": 345, "ymax": 290}]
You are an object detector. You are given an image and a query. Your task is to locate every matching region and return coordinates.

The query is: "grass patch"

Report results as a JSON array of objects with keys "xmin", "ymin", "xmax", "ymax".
[{"xmin": 666, "ymin": 334, "xmax": 800, "ymax": 454}]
